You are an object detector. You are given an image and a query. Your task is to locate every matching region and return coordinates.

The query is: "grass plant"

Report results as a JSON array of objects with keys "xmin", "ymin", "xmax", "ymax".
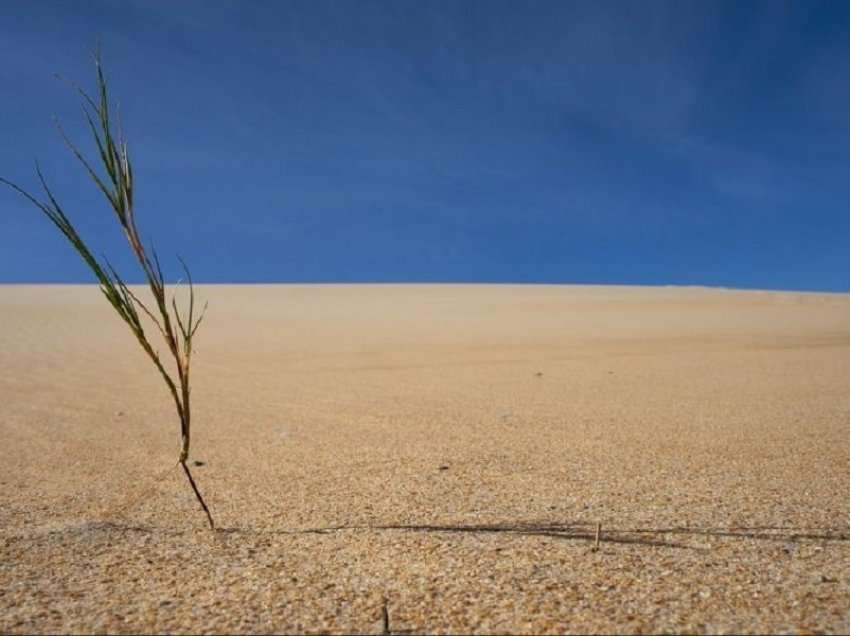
[{"xmin": 0, "ymin": 52, "xmax": 215, "ymax": 529}]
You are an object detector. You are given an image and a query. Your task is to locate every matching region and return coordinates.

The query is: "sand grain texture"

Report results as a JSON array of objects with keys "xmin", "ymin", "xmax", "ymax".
[{"xmin": 2, "ymin": 284, "xmax": 850, "ymax": 634}]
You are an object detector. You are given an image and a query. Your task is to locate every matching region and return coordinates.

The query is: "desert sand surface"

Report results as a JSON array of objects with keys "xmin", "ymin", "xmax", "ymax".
[{"xmin": 2, "ymin": 283, "xmax": 850, "ymax": 634}]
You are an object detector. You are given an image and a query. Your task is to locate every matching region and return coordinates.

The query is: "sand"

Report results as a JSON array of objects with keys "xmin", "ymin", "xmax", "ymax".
[{"xmin": 1, "ymin": 283, "xmax": 849, "ymax": 634}]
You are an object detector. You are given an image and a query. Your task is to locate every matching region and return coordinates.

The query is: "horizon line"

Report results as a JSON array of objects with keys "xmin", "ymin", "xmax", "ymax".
[{"xmin": 1, "ymin": 281, "xmax": 849, "ymax": 296}]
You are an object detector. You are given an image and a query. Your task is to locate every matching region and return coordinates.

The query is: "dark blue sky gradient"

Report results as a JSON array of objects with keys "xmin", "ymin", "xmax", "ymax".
[{"xmin": 2, "ymin": 0, "xmax": 849, "ymax": 289}]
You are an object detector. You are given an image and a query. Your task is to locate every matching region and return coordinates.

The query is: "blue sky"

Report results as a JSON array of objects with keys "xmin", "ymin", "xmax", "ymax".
[{"xmin": 1, "ymin": 0, "xmax": 849, "ymax": 290}]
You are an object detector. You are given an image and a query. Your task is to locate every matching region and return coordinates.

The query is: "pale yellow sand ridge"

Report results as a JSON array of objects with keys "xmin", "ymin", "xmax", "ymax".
[{"xmin": 2, "ymin": 284, "xmax": 849, "ymax": 633}]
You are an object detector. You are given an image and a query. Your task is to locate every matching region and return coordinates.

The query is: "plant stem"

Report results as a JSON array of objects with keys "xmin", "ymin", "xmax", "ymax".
[
  {"xmin": 381, "ymin": 598, "xmax": 390, "ymax": 635},
  {"xmin": 180, "ymin": 460, "xmax": 215, "ymax": 530},
  {"xmin": 2, "ymin": 51, "xmax": 215, "ymax": 530}
]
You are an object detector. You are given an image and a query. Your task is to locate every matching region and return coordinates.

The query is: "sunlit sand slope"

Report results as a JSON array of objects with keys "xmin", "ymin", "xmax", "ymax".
[{"xmin": 2, "ymin": 284, "xmax": 849, "ymax": 633}]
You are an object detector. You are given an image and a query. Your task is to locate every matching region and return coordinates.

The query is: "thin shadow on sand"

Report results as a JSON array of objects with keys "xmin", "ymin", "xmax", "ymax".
[
  {"xmin": 29, "ymin": 520, "xmax": 850, "ymax": 552},
  {"xmin": 212, "ymin": 522, "xmax": 686, "ymax": 549},
  {"xmin": 216, "ymin": 520, "xmax": 850, "ymax": 551},
  {"xmin": 622, "ymin": 525, "xmax": 850, "ymax": 543},
  {"xmin": 307, "ymin": 522, "xmax": 689, "ymax": 549}
]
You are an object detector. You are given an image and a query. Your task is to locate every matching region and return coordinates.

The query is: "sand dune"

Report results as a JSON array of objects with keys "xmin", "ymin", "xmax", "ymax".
[{"xmin": 2, "ymin": 284, "xmax": 850, "ymax": 634}]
